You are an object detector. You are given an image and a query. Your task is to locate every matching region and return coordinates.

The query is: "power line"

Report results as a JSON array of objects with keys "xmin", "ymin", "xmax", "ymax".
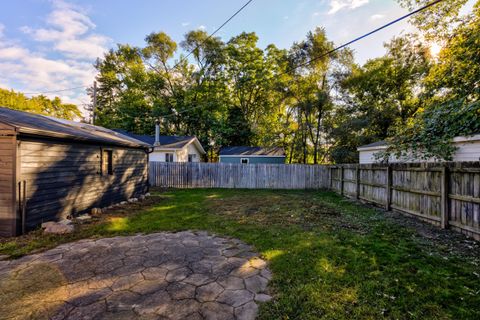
[
  {"xmin": 285, "ymin": 0, "xmax": 445, "ymax": 73},
  {"xmin": 158, "ymin": 0, "xmax": 254, "ymax": 118},
  {"xmin": 20, "ymin": 0, "xmax": 254, "ymax": 100},
  {"xmin": 22, "ymin": 85, "xmax": 89, "ymax": 95},
  {"xmin": 170, "ymin": 0, "xmax": 254, "ymax": 71},
  {"xmin": 160, "ymin": 0, "xmax": 445, "ymax": 119}
]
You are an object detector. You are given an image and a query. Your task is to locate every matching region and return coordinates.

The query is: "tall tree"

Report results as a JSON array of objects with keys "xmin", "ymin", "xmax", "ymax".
[
  {"xmin": 93, "ymin": 44, "xmax": 151, "ymax": 132},
  {"xmin": 179, "ymin": 30, "xmax": 228, "ymax": 156},
  {"xmin": 329, "ymin": 34, "xmax": 431, "ymax": 163},
  {"xmin": 384, "ymin": 4, "xmax": 480, "ymax": 161},
  {"xmin": 287, "ymin": 28, "xmax": 349, "ymax": 163}
]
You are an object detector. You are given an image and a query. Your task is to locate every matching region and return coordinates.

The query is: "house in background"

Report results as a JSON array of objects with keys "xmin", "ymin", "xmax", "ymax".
[
  {"xmin": 116, "ymin": 122, "xmax": 205, "ymax": 163},
  {"xmin": 219, "ymin": 146, "xmax": 286, "ymax": 164},
  {"xmin": 357, "ymin": 134, "xmax": 480, "ymax": 164},
  {"xmin": 0, "ymin": 107, "xmax": 149, "ymax": 237}
]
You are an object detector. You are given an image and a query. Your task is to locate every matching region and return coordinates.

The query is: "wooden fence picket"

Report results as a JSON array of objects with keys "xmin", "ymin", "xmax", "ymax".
[{"xmin": 148, "ymin": 161, "xmax": 480, "ymax": 240}]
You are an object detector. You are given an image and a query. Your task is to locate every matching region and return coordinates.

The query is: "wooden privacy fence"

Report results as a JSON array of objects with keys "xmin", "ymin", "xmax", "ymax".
[
  {"xmin": 149, "ymin": 161, "xmax": 480, "ymax": 240},
  {"xmin": 149, "ymin": 162, "xmax": 330, "ymax": 189},
  {"xmin": 330, "ymin": 163, "xmax": 480, "ymax": 240}
]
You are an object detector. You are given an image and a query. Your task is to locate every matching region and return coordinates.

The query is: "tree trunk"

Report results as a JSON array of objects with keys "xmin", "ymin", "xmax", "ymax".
[
  {"xmin": 302, "ymin": 119, "xmax": 307, "ymax": 164},
  {"xmin": 313, "ymin": 110, "xmax": 323, "ymax": 164}
]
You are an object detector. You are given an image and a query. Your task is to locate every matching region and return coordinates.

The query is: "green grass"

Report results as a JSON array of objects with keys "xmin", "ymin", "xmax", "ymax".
[{"xmin": 1, "ymin": 189, "xmax": 479, "ymax": 319}]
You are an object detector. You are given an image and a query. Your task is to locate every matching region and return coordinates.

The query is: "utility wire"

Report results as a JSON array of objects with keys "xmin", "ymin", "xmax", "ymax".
[
  {"xmin": 22, "ymin": 85, "xmax": 89, "ymax": 95},
  {"xmin": 285, "ymin": 0, "xmax": 445, "ymax": 73},
  {"xmin": 170, "ymin": 0, "xmax": 254, "ymax": 71},
  {"xmin": 157, "ymin": 0, "xmax": 255, "ymax": 119},
  {"xmin": 160, "ymin": 0, "xmax": 445, "ymax": 119},
  {"xmin": 19, "ymin": 0, "xmax": 254, "ymax": 98}
]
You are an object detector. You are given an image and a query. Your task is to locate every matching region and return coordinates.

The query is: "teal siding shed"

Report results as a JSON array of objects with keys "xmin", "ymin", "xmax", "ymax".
[
  {"xmin": 219, "ymin": 156, "xmax": 285, "ymax": 164},
  {"xmin": 219, "ymin": 146, "xmax": 286, "ymax": 164}
]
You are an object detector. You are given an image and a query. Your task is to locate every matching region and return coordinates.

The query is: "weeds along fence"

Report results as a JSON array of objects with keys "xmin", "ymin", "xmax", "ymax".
[
  {"xmin": 330, "ymin": 163, "xmax": 480, "ymax": 240},
  {"xmin": 149, "ymin": 162, "xmax": 330, "ymax": 189},
  {"xmin": 149, "ymin": 161, "xmax": 480, "ymax": 240}
]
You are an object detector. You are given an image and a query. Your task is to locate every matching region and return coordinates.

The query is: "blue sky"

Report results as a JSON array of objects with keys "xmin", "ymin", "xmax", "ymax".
[{"xmin": 0, "ymin": 0, "xmax": 446, "ymax": 110}]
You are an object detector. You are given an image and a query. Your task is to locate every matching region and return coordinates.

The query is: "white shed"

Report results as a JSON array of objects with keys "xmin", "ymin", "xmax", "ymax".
[
  {"xmin": 114, "ymin": 128, "xmax": 206, "ymax": 163},
  {"xmin": 357, "ymin": 134, "xmax": 480, "ymax": 164}
]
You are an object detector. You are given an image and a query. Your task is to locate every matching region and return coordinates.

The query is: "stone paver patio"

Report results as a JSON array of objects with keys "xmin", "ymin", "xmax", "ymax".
[{"xmin": 0, "ymin": 231, "xmax": 272, "ymax": 320}]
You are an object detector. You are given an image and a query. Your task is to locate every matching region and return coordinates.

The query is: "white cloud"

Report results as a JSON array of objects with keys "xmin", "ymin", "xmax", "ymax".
[
  {"xmin": 197, "ymin": 25, "xmax": 207, "ymax": 31},
  {"xmin": 0, "ymin": 46, "xmax": 94, "ymax": 95},
  {"xmin": 0, "ymin": 1, "xmax": 110, "ymax": 117},
  {"xmin": 181, "ymin": 22, "xmax": 190, "ymax": 27},
  {"xmin": 0, "ymin": 46, "xmax": 30, "ymax": 60},
  {"xmin": 328, "ymin": 0, "xmax": 369, "ymax": 15},
  {"xmin": 20, "ymin": 0, "xmax": 110, "ymax": 60},
  {"xmin": 54, "ymin": 34, "xmax": 108, "ymax": 60},
  {"xmin": 370, "ymin": 14, "xmax": 385, "ymax": 20}
]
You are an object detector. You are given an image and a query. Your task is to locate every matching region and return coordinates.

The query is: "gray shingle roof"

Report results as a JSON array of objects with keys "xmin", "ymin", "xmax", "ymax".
[
  {"xmin": 219, "ymin": 146, "xmax": 286, "ymax": 156},
  {"xmin": 0, "ymin": 106, "xmax": 150, "ymax": 148},
  {"xmin": 114, "ymin": 130, "xmax": 195, "ymax": 149}
]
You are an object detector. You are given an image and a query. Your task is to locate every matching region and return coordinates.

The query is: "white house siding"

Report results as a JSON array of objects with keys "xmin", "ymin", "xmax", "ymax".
[
  {"xmin": 452, "ymin": 141, "xmax": 480, "ymax": 162},
  {"xmin": 187, "ymin": 143, "xmax": 202, "ymax": 162},
  {"xmin": 358, "ymin": 135, "xmax": 480, "ymax": 164},
  {"xmin": 358, "ymin": 148, "xmax": 401, "ymax": 164},
  {"xmin": 176, "ymin": 149, "xmax": 187, "ymax": 162},
  {"xmin": 150, "ymin": 150, "xmax": 178, "ymax": 162},
  {"xmin": 174, "ymin": 143, "xmax": 202, "ymax": 162},
  {"xmin": 359, "ymin": 150, "xmax": 380, "ymax": 164},
  {"xmin": 149, "ymin": 142, "xmax": 203, "ymax": 163}
]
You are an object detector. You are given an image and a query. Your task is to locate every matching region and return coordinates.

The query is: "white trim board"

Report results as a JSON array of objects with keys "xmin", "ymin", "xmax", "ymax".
[
  {"xmin": 357, "ymin": 134, "xmax": 480, "ymax": 152},
  {"xmin": 357, "ymin": 145, "xmax": 387, "ymax": 152},
  {"xmin": 153, "ymin": 137, "xmax": 206, "ymax": 155}
]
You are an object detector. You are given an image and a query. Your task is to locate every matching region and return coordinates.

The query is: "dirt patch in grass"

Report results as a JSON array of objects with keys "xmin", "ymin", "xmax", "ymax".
[
  {"xmin": 338, "ymin": 197, "xmax": 480, "ymax": 263},
  {"xmin": 208, "ymin": 191, "xmax": 369, "ymax": 233},
  {"xmin": 208, "ymin": 192, "xmax": 337, "ymax": 222},
  {"xmin": 384, "ymin": 209, "xmax": 480, "ymax": 260}
]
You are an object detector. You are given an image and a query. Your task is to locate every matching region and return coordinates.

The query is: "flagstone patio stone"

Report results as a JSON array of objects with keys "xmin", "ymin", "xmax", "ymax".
[{"xmin": 0, "ymin": 231, "xmax": 272, "ymax": 320}]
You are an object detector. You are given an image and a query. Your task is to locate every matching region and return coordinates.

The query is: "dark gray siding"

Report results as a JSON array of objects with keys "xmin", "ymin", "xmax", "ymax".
[
  {"xmin": 0, "ymin": 134, "xmax": 15, "ymax": 237},
  {"xmin": 19, "ymin": 138, "xmax": 148, "ymax": 230}
]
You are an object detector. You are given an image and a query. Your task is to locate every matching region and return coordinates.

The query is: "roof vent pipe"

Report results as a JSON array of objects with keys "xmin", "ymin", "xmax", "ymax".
[{"xmin": 154, "ymin": 119, "xmax": 161, "ymax": 146}]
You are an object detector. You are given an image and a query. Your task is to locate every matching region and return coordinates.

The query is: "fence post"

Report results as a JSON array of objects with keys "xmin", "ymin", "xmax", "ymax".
[
  {"xmin": 440, "ymin": 165, "xmax": 449, "ymax": 229},
  {"xmin": 385, "ymin": 165, "xmax": 392, "ymax": 211},
  {"xmin": 340, "ymin": 166, "xmax": 344, "ymax": 196},
  {"xmin": 329, "ymin": 167, "xmax": 333, "ymax": 191},
  {"xmin": 356, "ymin": 164, "xmax": 360, "ymax": 199}
]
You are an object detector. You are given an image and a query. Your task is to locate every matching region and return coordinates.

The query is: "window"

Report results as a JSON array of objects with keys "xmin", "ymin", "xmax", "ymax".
[
  {"xmin": 165, "ymin": 153, "xmax": 174, "ymax": 162},
  {"xmin": 102, "ymin": 150, "xmax": 113, "ymax": 175},
  {"xmin": 241, "ymin": 158, "xmax": 249, "ymax": 164},
  {"xmin": 188, "ymin": 154, "xmax": 197, "ymax": 162}
]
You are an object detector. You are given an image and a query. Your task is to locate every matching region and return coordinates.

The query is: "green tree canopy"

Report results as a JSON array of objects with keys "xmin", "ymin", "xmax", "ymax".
[
  {"xmin": 383, "ymin": 4, "xmax": 480, "ymax": 161},
  {"xmin": 92, "ymin": 1, "xmax": 480, "ymax": 163},
  {"xmin": 0, "ymin": 88, "xmax": 81, "ymax": 120}
]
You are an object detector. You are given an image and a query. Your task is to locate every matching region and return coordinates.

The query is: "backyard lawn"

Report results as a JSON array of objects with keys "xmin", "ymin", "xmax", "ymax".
[{"xmin": 1, "ymin": 189, "xmax": 479, "ymax": 319}]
